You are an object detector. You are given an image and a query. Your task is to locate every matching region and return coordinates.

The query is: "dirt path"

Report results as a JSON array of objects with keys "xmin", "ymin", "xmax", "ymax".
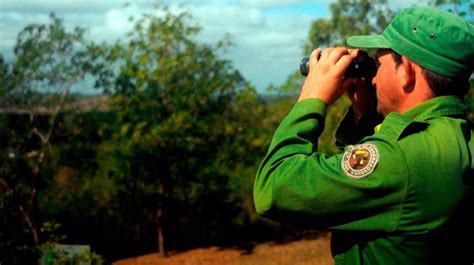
[{"xmin": 113, "ymin": 233, "xmax": 333, "ymax": 265}]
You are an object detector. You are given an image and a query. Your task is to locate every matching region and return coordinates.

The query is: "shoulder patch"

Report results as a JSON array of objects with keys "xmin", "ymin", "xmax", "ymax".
[{"xmin": 341, "ymin": 143, "xmax": 379, "ymax": 179}]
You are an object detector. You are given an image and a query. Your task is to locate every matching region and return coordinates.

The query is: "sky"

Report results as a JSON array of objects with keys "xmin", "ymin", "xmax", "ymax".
[{"xmin": 0, "ymin": 0, "xmax": 426, "ymax": 93}]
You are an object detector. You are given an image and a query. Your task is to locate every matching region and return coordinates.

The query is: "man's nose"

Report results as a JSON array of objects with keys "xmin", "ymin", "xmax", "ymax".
[{"xmin": 371, "ymin": 76, "xmax": 377, "ymax": 87}]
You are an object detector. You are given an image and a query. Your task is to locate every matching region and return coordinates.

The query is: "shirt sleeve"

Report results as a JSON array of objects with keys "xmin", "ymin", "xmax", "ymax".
[{"xmin": 253, "ymin": 99, "xmax": 407, "ymax": 232}]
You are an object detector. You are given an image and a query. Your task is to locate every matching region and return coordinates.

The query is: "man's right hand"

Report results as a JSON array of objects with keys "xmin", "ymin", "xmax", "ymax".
[{"xmin": 298, "ymin": 47, "xmax": 358, "ymax": 105}]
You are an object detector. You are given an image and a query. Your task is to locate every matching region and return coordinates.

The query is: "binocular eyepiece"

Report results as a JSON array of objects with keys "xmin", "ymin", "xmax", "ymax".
[{"xmin": 300, "ymin": 50, "xmax": 377, "ymax": 79}]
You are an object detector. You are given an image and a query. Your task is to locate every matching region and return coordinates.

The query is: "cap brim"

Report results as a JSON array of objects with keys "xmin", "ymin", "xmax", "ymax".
[{"xmin": 346, "ymin": 35, "xmax": 390, "ymax": 49}]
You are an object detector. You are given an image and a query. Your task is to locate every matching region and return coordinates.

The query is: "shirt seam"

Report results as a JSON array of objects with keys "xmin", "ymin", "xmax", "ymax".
[
  {"xmin": 392, "ymin": 140, "xmax": 410, "ymax": 231},
  {"xmin": 412, "ymin": 109, "xmax": 466, "ymax": 121}
]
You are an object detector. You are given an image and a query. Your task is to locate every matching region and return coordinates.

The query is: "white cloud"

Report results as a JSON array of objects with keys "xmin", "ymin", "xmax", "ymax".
[
  {"xmin": 243, "ymin": 32, "xmax": 294, "ymax": 47},
  {"xmin": 183, "ymin": 3, "xmax": 314, "ymax": 90},
  {"xmin": 393, "ymin": 0, "xmax": 433, "ymax": 10},
  {"xmin": 0, "ymin": 0, "xmax": 132, "ymax": 13},
  {"xmin": 0, "ymin": 1, "xmax": 324, "ymax": 92},
  {"xmin": 189, "ymin": 4, "xmax": 264, "ymax": 29},
  {"xmin": 0, "ymin": 12, "xmax": 50, "ymax": 57},
  {"xmin": 89, "ymin": 6, "xmax": 140, "ymax": 42}
]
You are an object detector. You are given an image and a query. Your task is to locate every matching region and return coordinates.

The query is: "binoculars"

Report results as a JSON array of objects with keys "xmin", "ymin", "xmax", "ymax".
[{"xmin": 300, "ymin": 50, "xmax": 377, "ymax": 79}]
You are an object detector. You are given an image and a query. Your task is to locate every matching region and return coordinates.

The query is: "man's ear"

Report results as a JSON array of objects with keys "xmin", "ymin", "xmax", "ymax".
[{"xmin": 398, "ymin": 56, "xmax": 415, "ymax": 92}]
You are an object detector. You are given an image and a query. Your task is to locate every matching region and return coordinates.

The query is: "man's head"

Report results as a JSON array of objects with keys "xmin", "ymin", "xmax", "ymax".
[{"xmin": 347, "ymin": 7, "xmax": 473, "ymax": 115}]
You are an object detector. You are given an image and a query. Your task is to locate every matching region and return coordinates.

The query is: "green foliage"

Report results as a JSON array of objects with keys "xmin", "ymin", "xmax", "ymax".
[
  {"xmin": 276, "ymin": 71, "xmax": 305, "ymax": 96},
  {"xmin": 41, "ymin": 244, "xmax": 103, "ymax": 265},
  {"xmin": 319, "ymin": 96, "xmax": 351, "ymax": 154},
  {"xmin": 0, "ymin": 114, "xmax": 41, "ymax": 264},
  {"xmin": 97, "ymin": 6, "xmax": 261, "ymax": 253},
  {"xmin": 430, "ymin": 0, "xmax": 473, "ymax": 22},
  {"xmin": 304, "ymin": 0, "xmax": 393, "ymax": 53},
  {"xmin": 3, "ymin": 13, "xmax": 109, "ymax": 107},
  {"xmin": 40, "ymin": 222, "xmax": 103, "ymax": 265},
  {"xmin": 277, "ymin": 0, "xmax": 393, "ymax": 95},
  {"xmin": 0, "ymin": 13, "xmax": 114, "ymax": 264},
  {"xmin": 0, "ymin": 158, "xmax": 39, "ymax": 264},
  {"xmin": 41, "ymin": 221, "xmax": 67, "ymax": 245}
]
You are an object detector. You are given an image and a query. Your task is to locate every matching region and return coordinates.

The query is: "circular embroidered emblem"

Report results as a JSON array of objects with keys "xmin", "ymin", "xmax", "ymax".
[{"xmin": 341, "ymin": 143, "xmax": 379, "ymax": 179}]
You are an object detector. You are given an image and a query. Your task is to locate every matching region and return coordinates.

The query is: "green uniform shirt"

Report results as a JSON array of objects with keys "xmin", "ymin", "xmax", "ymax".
[{"xmin": 254, "ymin": 96, "xmax": 473, "ymax": 264}]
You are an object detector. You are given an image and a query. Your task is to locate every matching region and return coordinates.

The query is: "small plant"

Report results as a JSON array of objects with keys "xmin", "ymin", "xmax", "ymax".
[
  {"xmin": 42, "ymin": 248, "xmax": 104, "ymax": 265},
  {"xmin": 41, "ymin": 221, "xmax": 103, "ymax": 265}
]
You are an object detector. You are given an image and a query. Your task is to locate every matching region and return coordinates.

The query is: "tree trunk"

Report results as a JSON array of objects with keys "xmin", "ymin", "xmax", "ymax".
[
  {"xmin": 157, "ymin": 183, "xmax": 167, "ymax": 257},
  {"xmin": 157, "ymin": 207, "xmax": 167, "ymax": 257},
  {"xmin": 21, "ymin": 79, "xmax": 74, "ymax": 257}
]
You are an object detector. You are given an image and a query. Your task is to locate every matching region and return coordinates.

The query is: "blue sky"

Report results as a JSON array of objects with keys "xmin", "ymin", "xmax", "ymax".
[{"xmin": 0, "ymin": 0, "xmax": 424, "ymax": 93}]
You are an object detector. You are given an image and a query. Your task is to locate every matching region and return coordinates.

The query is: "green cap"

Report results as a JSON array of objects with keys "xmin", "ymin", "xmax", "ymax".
[{"xmin": 347, "ymin": 7, "xmax": 474, "ymax": 78}]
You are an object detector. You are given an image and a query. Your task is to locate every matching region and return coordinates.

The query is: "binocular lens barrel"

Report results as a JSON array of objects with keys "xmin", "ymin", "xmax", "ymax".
[{"xmin": 300, "ymin": 57, "xmax": 310, "ymax": 77}]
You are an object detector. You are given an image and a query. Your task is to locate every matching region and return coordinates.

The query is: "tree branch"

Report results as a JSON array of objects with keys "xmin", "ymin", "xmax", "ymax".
[{"xmin": 18, "ymin": 204, "xmax": 39, "ymax": 248}]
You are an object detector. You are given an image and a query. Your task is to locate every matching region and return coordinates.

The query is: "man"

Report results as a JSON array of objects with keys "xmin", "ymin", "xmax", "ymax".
[{"xmin": 253, "ymin": 7, "xmax": 473, "ymax": 265}]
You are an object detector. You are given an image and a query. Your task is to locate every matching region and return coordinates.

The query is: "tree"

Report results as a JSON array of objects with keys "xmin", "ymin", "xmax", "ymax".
[
  {"xmin": 0, "ymin": 13, "xmax": 110, "ymax": 263},
  {"xmin": 305, "ymin": 0, "xmax": 393, "ymax": 53},
  {"xmin": 98, "ymin": 6, "xmax": 256, "ymax": 257},
  {"xmin": 430, "ymin": 0, "xmax": 473, "ymax": 22}
]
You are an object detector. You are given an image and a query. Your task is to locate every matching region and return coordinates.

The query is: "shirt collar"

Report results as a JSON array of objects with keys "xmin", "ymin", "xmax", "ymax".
[{"xmin": 402, "ymin": 95, "xmax": 467, "ymax": 122}]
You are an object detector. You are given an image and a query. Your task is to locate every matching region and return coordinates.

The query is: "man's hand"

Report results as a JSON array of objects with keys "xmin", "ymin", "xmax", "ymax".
[{"xmin": 298, "ymin": 48, "xmax": 358, "ymax": 105}]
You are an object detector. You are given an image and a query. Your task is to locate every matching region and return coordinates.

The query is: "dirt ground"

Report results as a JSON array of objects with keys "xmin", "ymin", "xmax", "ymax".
[{"xmin": 113, "ymin": 233, "xmax": 333, "ymax": 265}]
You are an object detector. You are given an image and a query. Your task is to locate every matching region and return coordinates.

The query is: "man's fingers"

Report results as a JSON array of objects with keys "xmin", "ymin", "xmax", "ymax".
[
  {"xmin": 310, "ymin": 48, "xmax": 322, "ymax": 66},
  {"xmin": 327, "ymin": 48, "xmax": 350, "ymax": 64},
  {"xmin": 299, "ymin": 47, "xmax": 359, "ymax": 105},
  {"xmin": 320, "ymin": 47, "xmax": 334, "ymax": 61},
  {"xmin": 323, "ymin": 48, "xmax": 358, "ymax": 78},
  {"xmin": 347, "ymin": 48, "xmax": 360, "ymax": 57},
  {"xmin": 335, "ymin": 51, "xmax": 358, "ymax": 76}
]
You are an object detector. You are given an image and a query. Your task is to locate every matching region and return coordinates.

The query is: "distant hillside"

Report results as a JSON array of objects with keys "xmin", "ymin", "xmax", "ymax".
[
  {"xmin": 0, "ymin": 95, "xmax": 110, "ymax": 115},
  {"xmin": 0, "ymin": 92, "xmax": 298, "ymax": 115},
  {"xmin": 66, "ymin": 95, "xmax": 109, "ymax": 112}
]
